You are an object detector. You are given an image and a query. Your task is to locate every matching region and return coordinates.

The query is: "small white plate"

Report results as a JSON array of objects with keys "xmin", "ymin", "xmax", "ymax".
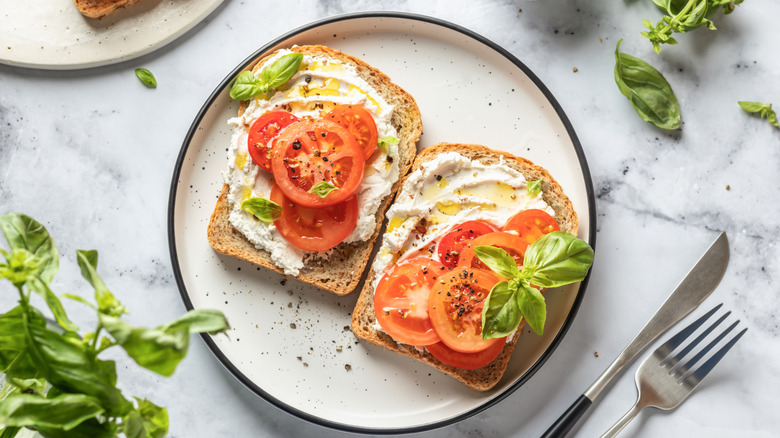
[
  {"xmin": 0, "ymin": 0, "xmax": 223, "ymax": 70},
  {"xmin": 169, "ymin": 12, "xmax": 596, "ymax": 433}
]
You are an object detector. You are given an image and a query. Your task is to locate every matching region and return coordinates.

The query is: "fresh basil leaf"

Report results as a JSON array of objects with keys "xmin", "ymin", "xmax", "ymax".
[
  {"xmin": 0, "ymin": 426, "xmax": 20, "ymax": 438},
  {"xmin": 0, "ymin": 213, "xmax": 59, "ymax": 283},
  {"xmin": 261, "ymin": 53, "xmax": 304, "ymax": 90},
  {"xmin": 131, "ymin": 398, "xmax": 168, "ymax": 438},
  {"xmin": 22, "ymin": 317, "xmax": 131, "ymax": 417},
  {"xmin": 0, "ymin": 248, "xmax": 42, "ymax": 287},
  {"xmin": 134, "ymin": 68, "xmax": 157, "ymax": 89},
  {"xmin": 229, "ymin": 71, "xmax": 266, "ymax": 101},
  {"xmin": 474, "ymin": 246, "xmax": 519, "ymax": 279},
  {"xmin": 62, "ymin": 294, "xmax": 96, "ymax": 310},
  {"xmin": 308, "ymin": 181, "xmax": 338, "ymax": 198},
  {"xmin": 614, "ymin": 40, "xmax": 681, "ymax": 130},
  {"xmin": 377, "ymin": 135, "xmax": 399, "ymax": 154},
  {"xmin": 0, "ymin": 393, "xmax": 104, "ymax": 431},
  {"xmin": 526, "ymin": 179, "xmax": 543, "ymax": 197},
  {"xmin": 0, "ymin": 306, "xmax": 43, "ymax": 379},
  {"xmin": 738, "ymin": 101, "xmax": 779, "ymax": 127},
  {"xmin": 160, "ymin": 309, "xmax": 229, "ymax": 335},
  {"xmin": 481, "ymin": 281, "xmax": 521, "ymax": 339},
  {"xmin": 75, "ymin": 250, "xmax": 125, "ymax": 317},
  {"xmin": 241, "ymin": 197, "xmax": 282, "ymax": 223},
  {"xmin": 35, "ymin": 416, "xmax": 117, "ymax": 438},
  {"xmin": 27, "ymin": 278, "xmax": 78, "ymax": 333},
  {"xmin": 99, "ymin": 315, "xmax": 189, "ymax": 378},
  {"xmin": 516, "ymin": 284, "xmax": 546, "ymax": 335},
  {"xmin": 522, "ymin": 231, "xmax": 594, "ymax": 288}
]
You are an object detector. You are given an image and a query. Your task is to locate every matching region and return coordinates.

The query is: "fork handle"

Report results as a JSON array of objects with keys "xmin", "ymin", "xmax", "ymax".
[
  {"xmin": 539, "ymin": 395, "xmax": 592, "ymax": 438},
  {"xmin": 600, "ymin": 401, "xmax": 643, "ymax": 438}
]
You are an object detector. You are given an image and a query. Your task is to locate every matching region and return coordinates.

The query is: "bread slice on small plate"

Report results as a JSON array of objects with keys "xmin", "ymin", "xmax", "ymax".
[
  {"xmin": 207, "ymin": 45, "xmax": 422, "ymax": 296},
  {"xmin": 351, "ymin": 143, "xmax": 578, "ymax": 391},
  {"xmin": 72, "ymin": 0, "xmax": 144, "ymax": 18}
]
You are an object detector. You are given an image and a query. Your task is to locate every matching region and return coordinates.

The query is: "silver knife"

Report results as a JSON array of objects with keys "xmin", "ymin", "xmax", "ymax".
[{"xmin": 540, "ymin": 231, "xmax": 729, "ymax": 438}]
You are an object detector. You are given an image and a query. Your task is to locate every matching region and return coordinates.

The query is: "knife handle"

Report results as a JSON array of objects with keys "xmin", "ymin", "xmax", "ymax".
[{"xmin": 539, "ymin": 394, "xmax": 592, "ymax": 438}]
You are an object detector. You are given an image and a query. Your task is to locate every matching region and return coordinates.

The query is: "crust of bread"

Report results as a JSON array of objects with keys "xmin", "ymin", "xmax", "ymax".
[
  {"xmin": 72, "ymin": 0, "xmax": 143, "ymax": 18},
  {"xmin": 207, "ymin": 45, "xmax": 422, "ymax": 296},
  {"xmin": 350, "ymin": 143, "xmax": 578, "ymax": 391}
]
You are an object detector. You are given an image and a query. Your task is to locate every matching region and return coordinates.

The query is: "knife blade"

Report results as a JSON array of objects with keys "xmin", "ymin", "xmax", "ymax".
[{"xmin": 540, "ymin": 231, "xmax": 729, "ymax": 438}]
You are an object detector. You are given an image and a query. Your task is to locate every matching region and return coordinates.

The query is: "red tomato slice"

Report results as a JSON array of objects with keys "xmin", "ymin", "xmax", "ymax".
[
  {"xmin": 436, "ymin": 220, "xmax": 499, "ymax": 269},
  {"xmin": 374, "ymin": 258, "xmax": 448, "ymax": 346},
  {"xmin": 324, "ymin": 105, "xmax": 379, "ymax": 159},
  {"xmin": 271, "ymin": 119, "xmax": 365, "ymax": 208},
  {"xmin": 428, "ymin": 268, "xmax": 502, "ymax": 353},
  {"xmin": 457, "ymin": 232, "xmax": 529, "ymax": 277},
  {"xmin": 426, "ymin": 339, "xmax": 505, "ymax": 369},
  {"xmin": 247, "ymin": 111, "xmax": 299, "ymax": 171},
  {"xmin": 269, "ymin": 184, "xmax": 358, "ymax": 252},
  {"xmin": 502, "ymin": 209, "xmax": 560, "ymax": 248}
]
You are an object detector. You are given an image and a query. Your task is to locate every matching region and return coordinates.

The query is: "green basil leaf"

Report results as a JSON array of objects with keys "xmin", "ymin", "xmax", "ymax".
[
  {"xmin": 526, "ymin": 179, "xmax": 543, "ymax": 197},
  {"xmin": 473, "ymin": 246, "xmax": 519, "ymax": 279},
  {"xmin": 75, "ymin": 250, "xmax": 125, "ymax": 317},
  {"xmin": 0, "ymin": 426, "xmax": 20, "ymax": 438},
  {"xmin": 160, "ymin": 309, "xmax": 229, "ymax": 335},
  {"xmin": 261, "ymin": 53, "xmax": 304, "ymax": 90},
  {"xmin": 0, "ymin": 213, "xmax": 59, "ymax": 284},
  {"xmin": 27, "ymin": 278, "xmax": 78, "ymax": 333},
  {"xmin": 614, "ymin": 40, "xmax": 681, "ymax": 130},
  {"xmin": 131, "ymin": 398, "xmax": 168, "ymax": 438},
  {"xmin": 481, "ymin": 281, "xmax": 521, "ymax": 339},
  {"xmin": 0, "ymin": 307, "xmax": 44, "ymax": 380},
  {"xmin": 229, "ymin": 71, "xmax": 266, "ymax": 101},
  {"xmin": 308, "ymin": 181, "xmax": 338, "ymax": 198},
  {"xmin": 241, "ymin": 197, "xmax": 282, "ymax": 223},
  {"xmin": 377, "ymin": 135, "xmax": 399, "ymax": 154},
  {"xmin": 522, "ymin": 231, "xmax": 594, "ymax": 288},
  {"xmin": 35, "ymin": 417, "xmax": 117, "ymax": 438},
  {"xmin": 0, "ymin": 394, "xmax": 104, "ymax": 431},
  {"xmin": 22, "ymin": 316, "xmax": 131, "ymax": 417},
  {"xmin": 739, "ymin": 101, "xmax": 779, "ymax": 127},
  {"xmin": 134, "ymin": 68, "xmax": 157, "ymax": 89},
  {"xmin": 62, "ymin": 294, "xmax": 96, "ymax": 310},
  {"xmin": 99, "ymin": 315, "xmax": 189, "ymax": 377},
  {"xmin": 516, "ymin": 284, "xmax": 546, "ymax": 335},
  {"xmin": 0, "ymin": 248, "xmax": 42, "ymax": 287}
]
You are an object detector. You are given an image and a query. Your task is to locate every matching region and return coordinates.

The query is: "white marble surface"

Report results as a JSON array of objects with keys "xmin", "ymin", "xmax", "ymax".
[{"xmin": 1, "ymin": 0, "xmax": 778, "ymax": 437}]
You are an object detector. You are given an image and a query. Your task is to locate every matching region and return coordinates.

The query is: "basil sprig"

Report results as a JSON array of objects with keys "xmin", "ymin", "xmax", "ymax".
[
  {"xmin": 134, "ymin": 68, "xmax": 157, "ymax": 88},
  {"xmin": 643, "ymin": 0, "xmax": 743, "ymax": 53},
  {"xmin": 0, "ymin": 213, "xmax": 229, "ymax": 436},
  {"xmin": 614, "ymin": 39, "xmax": 681, "ymax": 130},
  {"xmin": 241, "ymin": 197, "xmax": 283, "ymax": 222},
  {"xmin": 308, "ymin": 181, "xmax": 338, "ymax": 198},
  {"xmin": 738, "ymin": 101, "xmax": 779, "ymax": 128},
  {"xmin": 475, "ymin": 231, "xmax": 593, "ymax": 338},
  {"xmin": 229, "ymin": 53, "xmax": 304, "ymax": 101}
]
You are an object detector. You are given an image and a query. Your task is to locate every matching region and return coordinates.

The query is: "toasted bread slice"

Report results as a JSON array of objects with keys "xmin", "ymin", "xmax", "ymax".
[
  {"xmin": 207, "ymin": 45, "xmax": 422, "ymax": 296},
  {"xmin": 351, "ymin": 143, "xmax": 578, "ymax": 390},
  {"xmin": 72, "ymin": 0, "xmax": 143, "ymax": 18}
]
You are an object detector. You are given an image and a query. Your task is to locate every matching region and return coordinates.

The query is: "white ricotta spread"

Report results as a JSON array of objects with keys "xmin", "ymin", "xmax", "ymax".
[{"xmin": 222, "ymin": 49, "xmax": 400, "ymax": 275}]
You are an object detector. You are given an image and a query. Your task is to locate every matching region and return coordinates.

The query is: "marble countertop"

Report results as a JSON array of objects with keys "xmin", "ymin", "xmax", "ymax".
[{"xmin": 1, "ymin": 1, "xmax": 778, "ymax": 437}]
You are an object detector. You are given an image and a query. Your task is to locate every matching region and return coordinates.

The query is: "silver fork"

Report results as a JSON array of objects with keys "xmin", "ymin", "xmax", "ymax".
[{"xmin": 600, "ymin": 304, "xmax": 747, "ymax": 437}]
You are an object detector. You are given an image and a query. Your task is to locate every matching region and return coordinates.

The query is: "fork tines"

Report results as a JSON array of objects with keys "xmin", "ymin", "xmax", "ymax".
[{"xmin": 655, "ymin": 303, "xmax": 747, "ymax": 384}]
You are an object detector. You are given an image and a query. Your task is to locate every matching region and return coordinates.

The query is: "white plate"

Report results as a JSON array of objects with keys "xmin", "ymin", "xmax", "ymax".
[
  {"xmin": 0, "ymin": 0, "xmax": 223, "ymax": 70},
  {"xmin": 168, "ymin": 12, "xmax": 596, "ymax": 433}
]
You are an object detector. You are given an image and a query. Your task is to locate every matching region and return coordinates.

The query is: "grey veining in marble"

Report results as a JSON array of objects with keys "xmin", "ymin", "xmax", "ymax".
[{"xmin": 1, "ymin": 0, "xmax": 779, "ymax": 437}]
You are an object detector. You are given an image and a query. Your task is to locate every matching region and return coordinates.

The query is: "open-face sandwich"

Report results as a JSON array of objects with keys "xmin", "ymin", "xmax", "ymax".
[
  {"xmin": 207, "ymin": 45, "xmax": 422, "ymax": 295},
  {"xmin": 351, "ymin": 143, "xmax": 593, "ymax": 391}
]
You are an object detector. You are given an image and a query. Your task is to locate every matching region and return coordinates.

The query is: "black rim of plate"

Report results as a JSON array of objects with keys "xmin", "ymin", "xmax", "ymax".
[{"xmin": 168, "ymin": 11, "xmax": 597, "ymax": 435}]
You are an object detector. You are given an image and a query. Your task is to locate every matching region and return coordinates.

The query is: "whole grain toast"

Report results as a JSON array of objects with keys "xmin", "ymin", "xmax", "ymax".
[
  {"xmin": 350, "ymin": 143, "xmax": 578, "ymax": 391},
  {"xmin": 72, "ymin": 0, "xmax": 144, "ymax": 18},
  {"xmin": 207, "ymin": 45, "xmax": 422, "ymax": 296}
]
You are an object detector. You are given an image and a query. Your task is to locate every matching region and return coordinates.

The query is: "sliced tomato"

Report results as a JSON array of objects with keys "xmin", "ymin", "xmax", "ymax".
[
  {"xmin": 426, "ymin": 339, "xmax": 505, "ymax": 369},
  {"xmin": 247, "ymin": 111, "xmax": 299, "ymax": 171},
  {"xmin": 437, "ymin": 220, "xmax": 499, "ymax": 269},
  {"xmin": 271, "ymin": 119, "xmax": 365, "ymax": 207},
  {"xmin": 428, "ymin": 268, "xmax": 502, "ymax": 353},
  {"xmin": 374, "ymin": 258, "xmax": 448, "ymax": 346},
  {"xmin": 269, "ymin": 184, "xmax": 358, "ymax": 252},
  {"xmin": 502, "ymin": 209, "xmax": 560, "ymax": 249},
  {"xmin": 457, "ymin": 232, "xmax": 529, "ymax": 277},
  {"xmin": 324, "ymin": 104, "xmax": 378, "ymax": 159}
]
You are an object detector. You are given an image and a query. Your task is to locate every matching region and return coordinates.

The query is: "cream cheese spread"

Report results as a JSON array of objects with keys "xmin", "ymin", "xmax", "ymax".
[{"xmin": 222, "ymin": 49, "xmax": 400, "ymax": 275}]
